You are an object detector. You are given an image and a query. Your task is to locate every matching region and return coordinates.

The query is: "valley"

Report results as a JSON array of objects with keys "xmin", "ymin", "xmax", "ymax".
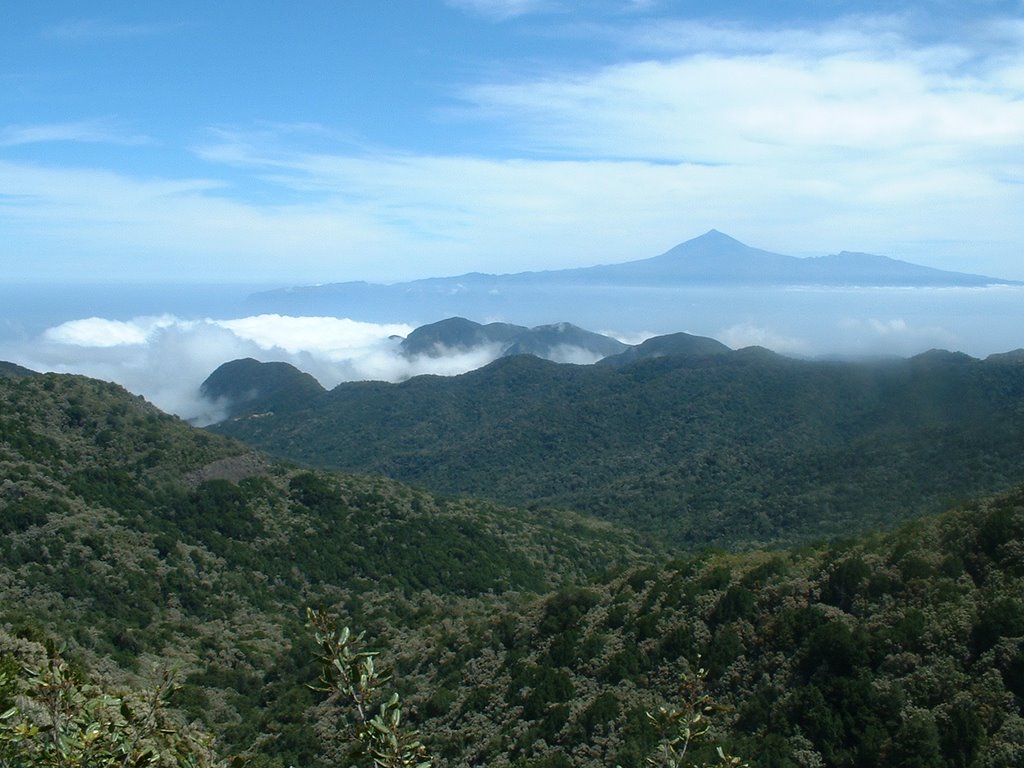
[
  {"xmin": 9, "ymin": 1, "xmax": 1024, "ymax": 765},
  {"xmin": 3, "ymin": 335, "xmax": 1024, "ymax": 766}
]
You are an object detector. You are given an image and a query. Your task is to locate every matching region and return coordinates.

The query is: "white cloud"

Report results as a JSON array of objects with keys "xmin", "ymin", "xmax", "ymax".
[
  {"xmin": 13, "ymin": 321, "xmax": 251, "ymax": 425},
  {"xmin": 444, "ymin": 0, "xmax": 553, "ymax": 21},
  {"xmin": 0, "ymin": 120, "xmax": 151, "ymax": 147},
  {"xmin": 217, "ymin": 315, "xmax": 413, "ymax": 357},
  {"xmin": 716, "ymin": 323, "xmax": 813, "ymax": 356},
  {"xmin": 3, "ymin": 16, "xmax": 1024, "ymax": 282},
  {"xmin": 43, "ymin": 19, "xmax": 183, "ymax": 42},
  {"xmin": 460, "ymin": 38, "xmax": 1024, "ymax": 162},
  {"xmin": 11, "ymin": 314, "xmax": 529, "ymax": 425},
  {"xmin": 43, "ymin": 316, "xmax": 178, "ymax": 347}
]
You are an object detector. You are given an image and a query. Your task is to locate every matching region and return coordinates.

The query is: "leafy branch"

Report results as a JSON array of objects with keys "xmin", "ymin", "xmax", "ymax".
[
  {"xmin": 307, "ymin": 608, "xmax": 430, "ymax": 768},
  {"xmin": 644, "ymin": 658, "xmax": 747, "ymax": 768},
  {"xmin": 0, "ymin": 648, "xmax": 227, "ymax": 768}
]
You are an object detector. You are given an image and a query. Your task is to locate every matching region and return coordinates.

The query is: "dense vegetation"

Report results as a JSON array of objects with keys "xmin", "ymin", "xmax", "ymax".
[
  {"xmin": 0, "ymin": 637, "xmax": 229, "ymax": 768},
  {"xmin": 206, "ymin": 345, "xmax": 1024, "ymax": 548},
  {"xmin": 394, "ymin": 488, "xmax": 1024, "ymax": 767},
  {"xmin": 0, "ymin": 371, "xmax": 638, "ymax": 766},
  {"xmin": 3, "ymin": 365, "xmax": 1024, "ymax": 767}
]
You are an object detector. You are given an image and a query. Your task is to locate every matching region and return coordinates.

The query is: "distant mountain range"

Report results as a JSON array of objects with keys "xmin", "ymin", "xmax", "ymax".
[
  {"xmin": 251, "ymin": 229, "xmax": 1017, "ymax": 309},
  {"xmin": 247, "ymin": 231, "xmax": 1020, "ymax": 334},
  {"xmin": 200, "ymin": 320, "xmax": 734, "ymax": 406},
  {"xmin": 563, "ymin": 229, "xmax": 1017, "ymax": 287}
]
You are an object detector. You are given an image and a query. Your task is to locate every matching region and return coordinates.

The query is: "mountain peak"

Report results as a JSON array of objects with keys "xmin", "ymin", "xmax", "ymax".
[
  {"xmin": 698, "ymin": 228, "xmax": 739, "ymax": 242},
  {"xmin": 669, "ymin": 229, "xmax": 750, "ymax": 250},
  {"xmin": 635, "ymin": 229, "xmax": 798, "ymax": 281}
]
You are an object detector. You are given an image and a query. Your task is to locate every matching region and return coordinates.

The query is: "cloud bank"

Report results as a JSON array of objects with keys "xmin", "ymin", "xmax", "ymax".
[
  {"xmin": 5, "ymin": 294, "xmax": 989, "ymax": 425},
  {"xmin": 12, "ymin": 314, "xmax": 533, "ymax": 425}
]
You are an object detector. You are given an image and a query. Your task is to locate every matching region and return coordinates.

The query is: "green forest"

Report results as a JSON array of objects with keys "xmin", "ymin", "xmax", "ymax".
[
  {"xmin": 206, "ymin": 347, "xmax": 1024, "ymax": 548},
  {"xmin": 2, "ymin": 358, "xmax": 1024, "ymax": 767}
]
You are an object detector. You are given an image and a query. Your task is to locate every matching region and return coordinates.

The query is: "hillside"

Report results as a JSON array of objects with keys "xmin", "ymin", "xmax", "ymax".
[
  {"xmin": 2, "ymin": 368, "xmax": 1023, "ymax": 766},
  {"xmin": 206, "ymin": 344, "xmax": 1024, "ymax": 548},
  {"xmin": 0, "ymin": 370, "xmax": 641, "ymax": 766},
  {"xmin": 397, "ymin": 486, "xmax": 1024, "ymax": 767},
  {"xmin": 0, "ymin": 361, "xmax": 38, "ymax": 378}
]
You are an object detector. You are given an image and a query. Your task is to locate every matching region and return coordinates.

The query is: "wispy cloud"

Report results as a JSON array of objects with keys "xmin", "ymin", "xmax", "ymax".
[
  {"xmin": 838, "ymin": 315, "xmax": 957, "ymax": 350},
  {"xmin": 0, "ymin": 154, "xmax": 458, "ymax": 282},
  {"xmin": 717, "ymin": 323, "xmax": 813, "ymax": 356},
  {"xmin": 43, "ymin": 18, "xmax": 183, "ymax": 42},
  {"xmin": 444, "ymin": 0, "xmax": 555, "ymax": 21},
  {"xmin": 0, "ymin": 120, "xmax": 151, "ymax": 147},
  {"xmin": 4, "ymin": 16, "xmax": 1024, "ymax": 281},
  {"xmin": 585, "ymin": 15, "xmax": 910, "ymax": 57},
  {"xmin": 457, "ymin": 19, "xmax": 1024, "ymax": 162}
]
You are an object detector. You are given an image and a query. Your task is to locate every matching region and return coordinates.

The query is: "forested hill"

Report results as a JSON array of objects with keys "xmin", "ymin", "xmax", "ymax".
[
  {"xmin": 0, "ymin": 370, "xmax": 641, "ymax": 766},
  {"xmin": 206, "ymin": 345, "xmax": 1024, "ymax": 548},
  {"xmin": 2, "ymin": 367, "xmax": 1024, "ymax": 767},
  {"xmin": 0, "ymin": 360, "xmax": 38, "ymax": 378},
  {"xmin": 399, "ymin": 486, "xmax": 1024, "ymax": 767}
]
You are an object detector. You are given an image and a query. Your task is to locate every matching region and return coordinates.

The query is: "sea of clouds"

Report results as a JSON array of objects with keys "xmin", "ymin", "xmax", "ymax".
[
  {"xmin": 1, "ymin": 309, "xmax": 937, "ymax": 426},
  {"xmin": 11, "ymin": 314, "xmax": 518, "ymax": 425},
  {"xmin": 5, "ymin": 283, "xmax": 1023, "ymax": 426}
]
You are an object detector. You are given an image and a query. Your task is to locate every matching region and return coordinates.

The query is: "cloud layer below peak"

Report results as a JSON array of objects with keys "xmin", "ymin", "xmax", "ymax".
[{"xmin": 15, "ymin": 314, "xmax": 526, "ymax": 425}]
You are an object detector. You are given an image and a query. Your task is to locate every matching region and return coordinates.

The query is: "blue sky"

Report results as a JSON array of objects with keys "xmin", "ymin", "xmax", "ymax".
[{"xmin": 3, "ymin": 0, "xmax": 1024, "ymax": 283}]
